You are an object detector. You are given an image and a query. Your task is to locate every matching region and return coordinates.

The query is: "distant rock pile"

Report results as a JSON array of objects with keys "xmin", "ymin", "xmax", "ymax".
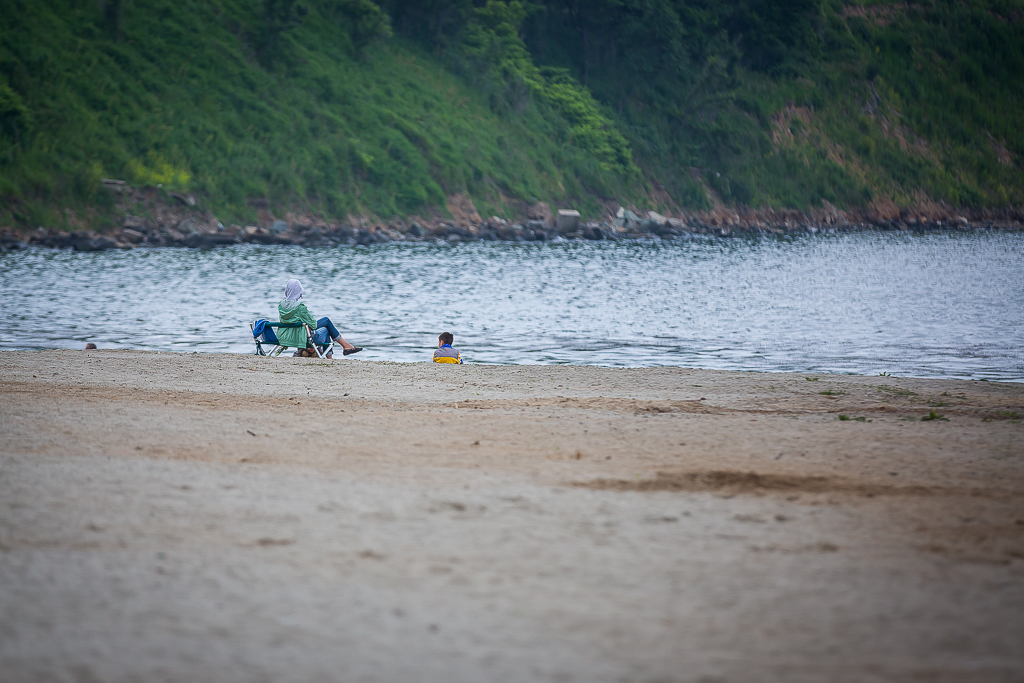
[{"xmin": 1, "ymin": 187, "xmax": 1021, "ymax": 252}]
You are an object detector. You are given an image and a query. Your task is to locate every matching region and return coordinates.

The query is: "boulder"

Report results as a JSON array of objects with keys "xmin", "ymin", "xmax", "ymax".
[
  {"xmin": 527, "ymin": 202, "xmax": 553, "ymax": 225},
  {"xmin": 269, "ymin": 220, "xmax": 289, "ymax": 235},
  {"xmin": 38, "ymin": 232, "xmax": 72, "ymax": 248},
  {"xmin": 647, "ymin": 211, "xmax": 668, "ymax": 226},
  {"xmin": 1, "ymin": 233, "xmax": 27, "ymax": 249},
  {"xmin": 613, "ymin": 207, "xmax": 641, "ymax": 229},
  {"xmin": 498, "ymin": 224, "xmax": 522, "ymax": 241},
  {"xmin": 185, "ymin": 232, "xmax": 239, "ymax": 248},
  {"xmin": 121, "ymin": 228, "xmax": 144, "ymax": 244},
  {"xmin": 72, "ymin": 232, "xmax": 114, "ymax": 251},
  {"xmin": 169, "ymin": 192, "xmax": 197, "ymax": 207},
  {"xmin": 164, "ymin": 228, "xmax": 187, "ymax": 245},
  {"xmin": 123, "ymin": 215, "xmax": 147, "ymax": 230},
  {"xmin": 176, "ymin": 218, "xmax": 203, "ymax": 235}
]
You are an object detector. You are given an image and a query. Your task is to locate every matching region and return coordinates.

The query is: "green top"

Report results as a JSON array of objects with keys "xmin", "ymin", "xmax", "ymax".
[{"xmin": 277, "ymin": 300, "xmax": 316, "ymax": 348}]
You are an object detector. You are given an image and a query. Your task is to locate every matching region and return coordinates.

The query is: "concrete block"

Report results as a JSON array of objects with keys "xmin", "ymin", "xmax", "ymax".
[{"xmin": 556, "ymin": 209, "xmax": 580, "ymax": 231}]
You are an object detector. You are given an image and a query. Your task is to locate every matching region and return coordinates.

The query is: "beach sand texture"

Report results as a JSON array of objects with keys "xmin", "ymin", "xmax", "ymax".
[{"xmin": 2, "ymin": 349, "xmax": 1023, "ymax": 682}]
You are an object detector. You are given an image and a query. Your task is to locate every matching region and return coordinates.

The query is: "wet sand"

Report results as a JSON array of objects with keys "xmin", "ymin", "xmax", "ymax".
[{"xmin": 1, "ymin": 349, "xmax": 1023, "ymax": 682}]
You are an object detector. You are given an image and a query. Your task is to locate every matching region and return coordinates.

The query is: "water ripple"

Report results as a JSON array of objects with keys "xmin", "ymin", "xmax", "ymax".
[{"xmin": 1, "ymin": 231, "xmax": 1022, "ymax": 380}]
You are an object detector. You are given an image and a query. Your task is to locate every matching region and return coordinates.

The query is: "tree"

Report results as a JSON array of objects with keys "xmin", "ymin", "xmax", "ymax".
[
  {"xmin": 262, "ymin": 0, "xmax": 309, "ymax": 65},
  {"xmin": 326, "ymin": 0, "xmax": 393, "ymax": 55}
]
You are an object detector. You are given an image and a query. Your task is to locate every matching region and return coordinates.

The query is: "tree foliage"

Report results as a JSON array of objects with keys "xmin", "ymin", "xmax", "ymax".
[{"xmin": 1, "ymin": 0, "xmax": 1023, "ymax": 226}]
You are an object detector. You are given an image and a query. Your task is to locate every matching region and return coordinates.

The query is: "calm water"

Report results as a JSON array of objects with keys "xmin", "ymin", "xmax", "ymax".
[{"xmin": 2, "ymin": 231, "xmax": 1022, "ymax": 380}]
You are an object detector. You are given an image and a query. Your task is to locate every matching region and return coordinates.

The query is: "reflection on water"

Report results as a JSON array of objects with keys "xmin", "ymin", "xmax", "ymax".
[{"xmin": 1, "ymin": 231, "xmax": 1022, "ymax": 380}]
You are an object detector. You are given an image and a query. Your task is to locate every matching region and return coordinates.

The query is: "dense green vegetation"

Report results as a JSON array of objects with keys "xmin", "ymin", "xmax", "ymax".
[{"xmin": 1, "ymin": 0, "xmax": 1022, "ymax": 228}]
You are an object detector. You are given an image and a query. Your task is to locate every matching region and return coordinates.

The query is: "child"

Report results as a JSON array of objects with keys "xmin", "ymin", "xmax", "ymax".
[{"xmin": 433, "ymin": 332, "xmax": 463, "ymax": 364}]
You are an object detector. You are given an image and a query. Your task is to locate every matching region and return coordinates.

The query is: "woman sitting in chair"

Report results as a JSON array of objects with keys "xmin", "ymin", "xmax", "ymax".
[{"xmin": 279, "ymin": 279, "xmax": 362, "ymax": 358}]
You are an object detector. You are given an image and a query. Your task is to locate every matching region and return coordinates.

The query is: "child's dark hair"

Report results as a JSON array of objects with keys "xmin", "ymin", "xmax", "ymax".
[{"xmin": 439, "ymin": 331, "xmax": 454, "ymax": 345}]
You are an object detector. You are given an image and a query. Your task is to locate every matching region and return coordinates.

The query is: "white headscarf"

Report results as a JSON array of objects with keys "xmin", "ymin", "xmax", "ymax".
[{"xmin": 284, "ymin": 279, "xmax": 303, "ymax": 302}]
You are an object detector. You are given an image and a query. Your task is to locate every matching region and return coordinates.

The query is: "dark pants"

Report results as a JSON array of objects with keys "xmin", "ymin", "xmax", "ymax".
[{"xmin": 310, "ymin": 317, "xmax": 340, "ymax": 346}]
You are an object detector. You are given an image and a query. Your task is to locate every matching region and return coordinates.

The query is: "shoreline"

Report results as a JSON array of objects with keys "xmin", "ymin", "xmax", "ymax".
[
  {"xmin": 2, "ymin": 349, "xmax": 1023, "ymax": 680},
  {"xmin": 2, "ymin": 185, "xmax": 1022, "ymax": 251},
  {"xmin": 3, "ymin": 346, "xmax": 1022, "ymax": 384}
]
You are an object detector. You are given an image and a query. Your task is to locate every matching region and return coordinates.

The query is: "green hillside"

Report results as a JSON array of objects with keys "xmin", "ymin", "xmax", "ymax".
[{"xmin": 1, "ymin": 0, "xmax": 1023, "ymax": 229}]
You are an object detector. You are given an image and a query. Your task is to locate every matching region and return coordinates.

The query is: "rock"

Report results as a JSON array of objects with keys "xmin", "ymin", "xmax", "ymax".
[
  {"xmin": 85, "ymin": 343, "xmax": 97, "ymax": 350},
  {"xmin": 123, "ymin": 215, "xmax": 147, "ymax": 230},
  {"xmin": 1, "ymin": 233, "xmax": 26, "ymax": 249},
  {"xmin": 639, "ymin": 218, "xmax": 661, "ymax": 233},
  {"xmin": 164, "ymin": 228, "xmax": 187, "ymax": 245},
  {"xmin": 121, "ymin": 228, "xmax": 144, "ymax": 244},
  {"xmin": 71, "ymin": 234, "xmax": 118, "ymax": 251},
  {"xmin": 176, "ymin": 218, "xmax": 203, "ymax": 235},
  {"xmin": 408, "ymin": 221, "xmax": 428, "ymax": 237},
  {"xmin": 169, "ymin": 192, "xmax": 196, "ymax": 207},
  {"xmin": 647, "ymin": 211, "xmax": 668, "ymax": 226},
  {"xmin": 556, "ymin": 209, "xmax": 580, "ymax": 232},
  {"xmin": 497, "ymin": 224, "xmax": 521, "ymax": 240},
  {"xmin": 247, "ymin": 228, "xmax": 279, "ymax": 245},
  {"xmin": 70, "ymin": 232, "xmax": 94, "ymax": 251},
  {"xmin": 649, "ymin": 220, "xmax": 678, "ymax": 237},
  {"xmin": 38, "ymin": 232, "xmax": 72, "ymax": 248},
  {"xmin": 332, "ymin": 227, "xmax": 356, "ymax": 242},
  {"xmin": 527, "ymin": 202, "xmax": 553, "ymax": 225},
  {"xmin": 613, "ymin": 208, "xmax": 641, "ymax": 229},
  {"xmin": 269, "ymin": 220, "xmax": 289, "ymax": 235},
  {"xmin": 184, "ymin": 233, "xmax": 239, "ymax": 248}
]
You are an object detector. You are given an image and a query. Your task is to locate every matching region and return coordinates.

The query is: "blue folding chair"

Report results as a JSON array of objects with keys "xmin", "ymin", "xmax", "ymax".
[{"xmin": 250, "ymin": 320, "xmax": 334, "ymax": 358}]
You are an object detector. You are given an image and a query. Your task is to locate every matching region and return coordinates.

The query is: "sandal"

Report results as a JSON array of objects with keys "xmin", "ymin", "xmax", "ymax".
[{"xmin": 343, "ymin": 347, "xmax": 363, "ymax": 356}]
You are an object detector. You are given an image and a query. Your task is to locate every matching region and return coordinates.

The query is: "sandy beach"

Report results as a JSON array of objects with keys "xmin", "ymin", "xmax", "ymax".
[{"xmin": 1, "ymin": 349, "xmax": 1023, "ymax": 682}]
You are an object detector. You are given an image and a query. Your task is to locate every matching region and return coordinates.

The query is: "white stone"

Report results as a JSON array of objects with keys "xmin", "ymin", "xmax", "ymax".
[{"xmin": 647, "ymin": 211, "xmax": 667, "ymax": 226}]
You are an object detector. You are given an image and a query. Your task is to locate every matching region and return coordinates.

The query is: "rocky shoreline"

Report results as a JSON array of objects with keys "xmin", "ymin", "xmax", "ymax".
[{"xmin": 2, "ymin": 186, "xmax": 1022, "ymax": 252}]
